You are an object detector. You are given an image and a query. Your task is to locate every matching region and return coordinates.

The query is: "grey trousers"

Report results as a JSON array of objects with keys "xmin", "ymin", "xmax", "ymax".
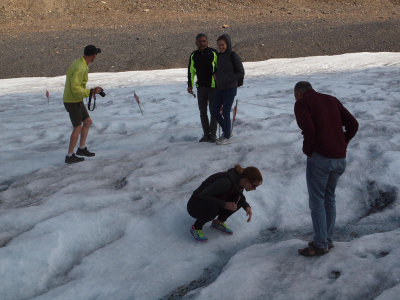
[{"xmin": 197, "ymin": 87, "xmax": 217, "ymax": 137}]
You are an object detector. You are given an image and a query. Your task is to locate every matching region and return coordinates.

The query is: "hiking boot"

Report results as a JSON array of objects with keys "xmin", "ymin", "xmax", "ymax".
[
  {"xmin": 199, "ymin": 135, "xmax": 211, "ymax": 142},
  {"xmin": 308, "ymin": 241, "xmax": 334, "ymax": 250},
  {"xmin": 76, "ymin": 147, "xmax": 95, "ymax": 157},
  {"xmin": 299, "ymin": 241, "xmax": 329, "ymax": 257},
  {"xmin": 190, "ymin": 226, "xmax": 208, "ymax": 242},
  {"xmin": 209, "ymin": 135, "xmax": 217, "ymax": 143},
  {"xmin": 211, "ymin": 220, "xmax": 233, "ymax": 234},
  {"xmin": 65, "ymin": 153, "xmax": 85, "ymax": 164},
  {"xmin": 216, "ymin": 137, "xmax": 232, "ymax": 145}
]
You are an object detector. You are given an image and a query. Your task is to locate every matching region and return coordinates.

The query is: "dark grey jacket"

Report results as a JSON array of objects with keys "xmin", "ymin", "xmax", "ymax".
[
  {"xmin": 191, "ymin": 168, "xmax": 250, "ymax": 210},
  {"xmin": 215, "ymin": 34, "xmax": 245, "ymax": 90}
]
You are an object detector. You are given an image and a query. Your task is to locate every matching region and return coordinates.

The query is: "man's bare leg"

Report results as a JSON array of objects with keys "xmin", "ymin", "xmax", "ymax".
[
  {"xmin": 68, "ymin": 125, "xmax": 82, "ymax": 155},
  {"xmin": 79, "ymin": 118, "xmax": 92, "ymax": 148}
]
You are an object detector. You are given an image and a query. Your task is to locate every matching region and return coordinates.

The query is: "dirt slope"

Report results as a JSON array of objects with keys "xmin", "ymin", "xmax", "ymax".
[{"xmin": 0, "ymin": 0, "xmax": 399, "ymax": 78}]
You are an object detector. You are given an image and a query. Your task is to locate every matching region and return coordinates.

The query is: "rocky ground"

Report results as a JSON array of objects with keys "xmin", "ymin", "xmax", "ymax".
[{"xmin": 0, "ymin": 0, "xmax": 399, "ymax": 78}]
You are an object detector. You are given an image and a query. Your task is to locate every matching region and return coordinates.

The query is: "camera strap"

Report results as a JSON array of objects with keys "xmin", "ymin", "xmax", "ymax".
[{"xmin": 88, "ymin": 89, "xmax": 96, "ymax": 111}]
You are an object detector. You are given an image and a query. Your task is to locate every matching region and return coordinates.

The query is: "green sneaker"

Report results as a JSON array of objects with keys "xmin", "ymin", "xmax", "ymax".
[
  {"xmin": 211, "ymin": 220, "xmax": 233, "ymax": 234},
  {"xmin": 190, "ymin": 226, "xmax": 208, "ymax": 242}
]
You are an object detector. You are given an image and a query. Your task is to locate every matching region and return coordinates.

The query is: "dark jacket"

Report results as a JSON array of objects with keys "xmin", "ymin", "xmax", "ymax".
[
  {"xmin": 215, "ymin": 34, "xmax": 245, "ymax": 90},
  {"xmin": 188, "ymin": 47, "xmax": 218, "ymax": 88},
  {"xmin": 190, "ymin": 168, "xmax": 250, "ymax": 210},
  {"xmin": 294, "ymin": 89, "xmax": 359, "ymax": 158}
]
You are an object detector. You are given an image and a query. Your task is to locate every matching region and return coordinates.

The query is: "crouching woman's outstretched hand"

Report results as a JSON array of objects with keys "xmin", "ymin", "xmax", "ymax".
[{"xmin": 246, "ymin": 207, "xmax": 252, "ymax": 222}]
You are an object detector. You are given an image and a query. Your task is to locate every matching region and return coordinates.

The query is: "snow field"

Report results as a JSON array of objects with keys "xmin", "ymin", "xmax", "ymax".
[{"xmin": 0, "ymin": 52, "xmax": 399, "ymax": 299}]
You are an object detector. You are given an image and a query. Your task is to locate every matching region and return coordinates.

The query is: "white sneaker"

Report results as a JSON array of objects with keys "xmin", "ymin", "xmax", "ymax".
[{"xmin": 216, "ymin": 137, "xmax": 232, "ymax": 145}]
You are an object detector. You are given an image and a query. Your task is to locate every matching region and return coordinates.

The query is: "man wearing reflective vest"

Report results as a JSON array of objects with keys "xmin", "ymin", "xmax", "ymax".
[{"xmin": 188, "ymin": 33, "xmax": 218, "ymax": 142}]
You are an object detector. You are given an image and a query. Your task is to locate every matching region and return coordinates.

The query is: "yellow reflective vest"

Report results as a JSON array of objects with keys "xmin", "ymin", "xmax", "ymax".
[{"xmin": 63, "ymin": 57, "xmax": 90, "ymax": 103}]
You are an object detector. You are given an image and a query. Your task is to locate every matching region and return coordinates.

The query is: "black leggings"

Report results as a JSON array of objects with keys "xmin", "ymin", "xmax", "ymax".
[{"xmin": 187, "ymin": 197, "xmax": 236, "ymax": 230}]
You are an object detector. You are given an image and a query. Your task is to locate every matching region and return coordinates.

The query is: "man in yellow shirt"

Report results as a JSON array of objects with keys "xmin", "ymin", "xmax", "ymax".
[{"xmin": 63, "ymin": 45, "xmax": 103, "ymax": 164}]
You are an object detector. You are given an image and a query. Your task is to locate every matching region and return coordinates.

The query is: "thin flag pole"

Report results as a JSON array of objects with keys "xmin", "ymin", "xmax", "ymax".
[
  {"xmin": 134, "ymin": 91, "xmax": 143, "ymax": 116},
  {"xmin": 231, "ymin": 99, "xmax": 238, "ymax": 135},
  {"xmin": 218, "ymin": 105, "xmax": 223, "ymax": 138}
]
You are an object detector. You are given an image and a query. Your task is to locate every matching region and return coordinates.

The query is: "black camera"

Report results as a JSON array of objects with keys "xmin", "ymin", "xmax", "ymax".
[{"xmin": 99, "ymin": 90, "xmax": 106, "ymax": 97}]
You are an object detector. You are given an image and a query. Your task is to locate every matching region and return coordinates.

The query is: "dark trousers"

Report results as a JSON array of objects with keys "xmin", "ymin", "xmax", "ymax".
[
  {"xmin": 197, "ymin": 87, "xmax": 217, "ymax": 138},
  {"xmin": 212, "ymin": 87, "xmax": 237, "ymax": 138},
  {"xmin": 187, "ymin": 197, "xmax": 236, "ymax": 230}
]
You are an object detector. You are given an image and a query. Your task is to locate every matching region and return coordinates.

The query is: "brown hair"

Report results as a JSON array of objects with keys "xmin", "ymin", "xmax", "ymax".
[{"xmin": 234, "ymin": 165, "xmax": 263, "ymax": 183}]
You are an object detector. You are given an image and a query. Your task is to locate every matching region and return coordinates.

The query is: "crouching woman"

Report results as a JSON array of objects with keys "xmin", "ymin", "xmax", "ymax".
[{"xmin": 187, "ymin": 165, "xmax": 262, "ymax": 242}]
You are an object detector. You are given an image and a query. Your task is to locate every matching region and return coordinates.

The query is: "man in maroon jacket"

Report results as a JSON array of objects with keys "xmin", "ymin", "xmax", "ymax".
[{"xmin": 294, "ymin": 81, "xmax": 358, "ymax": 256}]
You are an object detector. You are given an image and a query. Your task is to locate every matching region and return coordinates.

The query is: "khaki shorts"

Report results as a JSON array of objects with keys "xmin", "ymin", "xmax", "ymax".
[{"xmin": 64, "ymin": 102, "xmax": 90, "ymax": 127}]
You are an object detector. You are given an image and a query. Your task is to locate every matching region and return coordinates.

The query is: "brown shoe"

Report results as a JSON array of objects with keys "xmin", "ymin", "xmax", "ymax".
[
  {"xmin": 299, "ymin": 242, "xmax": 329, "ymax": 257},
  {"xmin": 308, "ymin": 241, "xmax": 334, "ymax": 250}
]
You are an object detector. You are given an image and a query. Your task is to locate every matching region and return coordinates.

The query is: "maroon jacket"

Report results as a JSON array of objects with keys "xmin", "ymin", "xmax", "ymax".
[{"xmin": 294, "ymin": 89, "xmax": 358, "ymax": 158}]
